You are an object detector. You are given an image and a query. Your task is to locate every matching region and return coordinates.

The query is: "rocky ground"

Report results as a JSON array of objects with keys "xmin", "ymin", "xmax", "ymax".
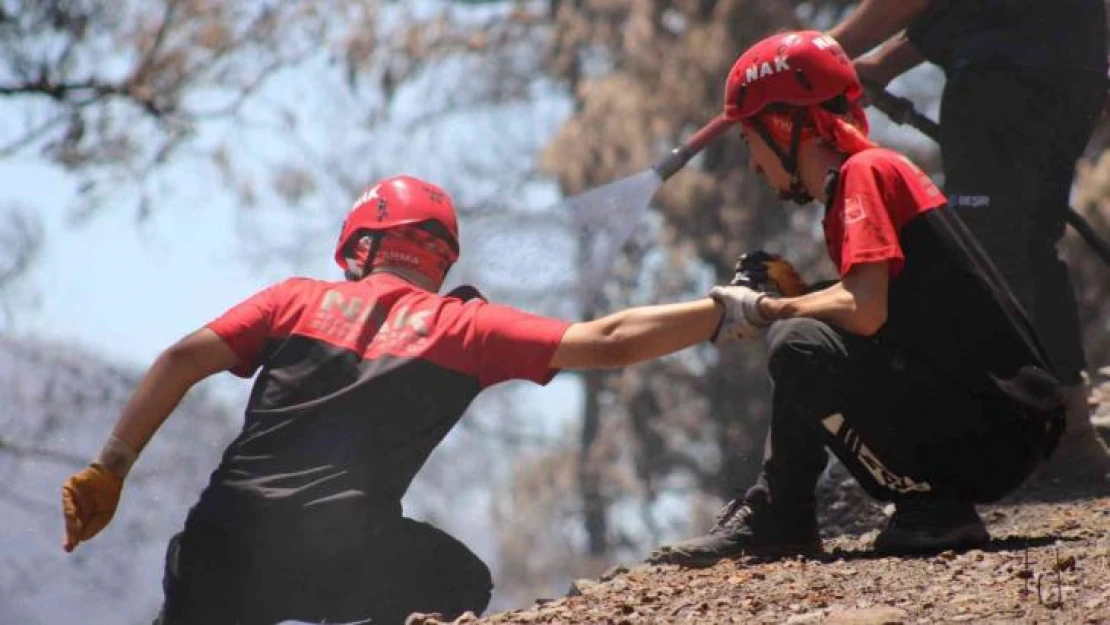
[{"xmin": 411, "ymin": 377, "xmax": 1110, "ymax": 625}]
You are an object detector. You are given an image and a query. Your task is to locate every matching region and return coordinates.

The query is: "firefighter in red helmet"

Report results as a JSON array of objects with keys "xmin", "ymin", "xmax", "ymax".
[
  {"xmin": 60, "ymin": 173, "xmax": 768, "ymax": 624},
  {"xmin": 650, "ymin": 31, "xmax": 1065, "ymax": 566}
]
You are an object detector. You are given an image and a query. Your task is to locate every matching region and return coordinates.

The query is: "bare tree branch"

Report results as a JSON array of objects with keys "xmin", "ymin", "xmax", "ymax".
[
  {"xmin": 0, "ymin": 115, "xmax": 67, "ymax": 157},
  {"xmin": 0, "ymin": 435, "xmax": 86, "ymax": 469},
  {"xmin": 0, "ymin": 209, "xmax": 42, "ymax": 291},
  {"xmin": 132, "ymin": 0, "xmax": 184, "ymax": 83}
]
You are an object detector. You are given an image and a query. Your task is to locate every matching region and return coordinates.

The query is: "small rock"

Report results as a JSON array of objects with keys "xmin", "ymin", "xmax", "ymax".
[
  {"xmin": 600, "ymin": 564, "xmax": 629, "ymax": 581},
  {"xmin": 1053, "ymin": 555, "xmax": 1077, "ymax": 572},
  {"xmin": 451, "ymin": 612, "xmax": 478, "ymax": 624},
  {"xmin": 786, "ymin": 611, "xmax": 828, "ymax": 624},
  {"xmin": 404, "ymin": 612, "xmax": 444, "ymax": 625},
  {"xmin": 727, "ymin": 573, "xmax": 750, "ymax": 584},
  {"xmin": 567, "ymin": 579, "xmax": 598, "ymax": 597},
  {"xmin": 951, "ymin": 594, "xmax": 976, "ymax": 605},
  {"xmin": 824, "ymin": 606, "xmax": 908, "ymax": 625}
]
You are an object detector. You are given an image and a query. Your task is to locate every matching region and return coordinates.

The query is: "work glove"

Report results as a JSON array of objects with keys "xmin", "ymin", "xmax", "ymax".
[
  {"xmin": 62, "ymin": 463, "xmax": 123, "ymax": 552},
  {"xmin": 709, "ymin": 284, "xmax": 771, "ymax": 343},
  {"xmin": 730, "ymin": 250, "xmax": 807, "ymax": 297}
]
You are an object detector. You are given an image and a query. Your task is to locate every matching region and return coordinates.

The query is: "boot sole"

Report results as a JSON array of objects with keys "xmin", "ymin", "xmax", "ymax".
[{"xmin": 873, "ymin": 527, "xmax": 990, "ymax": 556}]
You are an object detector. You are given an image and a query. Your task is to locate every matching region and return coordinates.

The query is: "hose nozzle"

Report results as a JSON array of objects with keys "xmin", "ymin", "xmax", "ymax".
[{"xmin": 652, "ymin": 115, "xmax": 737, "ymax": 181}]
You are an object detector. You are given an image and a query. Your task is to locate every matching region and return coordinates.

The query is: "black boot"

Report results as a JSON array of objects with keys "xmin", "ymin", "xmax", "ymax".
[
  {"xmin": 647, "ymin": 487, "xmax": 821, "ymax": 567},
  {"xmin": 873, "ymin": 498, "xmax": 989, "ymax": 556}
]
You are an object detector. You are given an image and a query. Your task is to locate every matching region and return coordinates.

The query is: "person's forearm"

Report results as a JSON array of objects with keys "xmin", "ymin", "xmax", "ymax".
[
  {"xmin": 102, "ymin": 350, "xmax": 207, "ymax": 476},
  {"xmin": 554, "ymin": 299, "xmax": 722, "ymax": 369},
  {"xmin": 760, "ymin": 281, "xmax": 885, "ymax": 336},
  {"xmin": 828, "ymin": 0, "xmax": 931, "ymax": 58},
  {"xmin": 600, "ymin": 299, "xmax": 722, "ymax": 365},
  {"xmin": 860, "ymin": 33, "xmax": 926, "ymax": 86}
]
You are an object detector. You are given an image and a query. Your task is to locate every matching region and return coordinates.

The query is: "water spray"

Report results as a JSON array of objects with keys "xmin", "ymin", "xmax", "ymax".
[{"xmin": 570, "ymin": 115, "xmax": 736, "ymax": 306}]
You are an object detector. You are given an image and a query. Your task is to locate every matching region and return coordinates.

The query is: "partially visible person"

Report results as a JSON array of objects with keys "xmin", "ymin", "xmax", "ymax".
[
  {"xmin": 829, "ymin": 0, "xmax": 1110, "ymax": 484},
  {"xmin": 650, "ymin": 30, "xmax": 1065, "ymax": 567},
  {"xmin": 60, "ymin": 174, "xmax": 761, "ymax": 624}
]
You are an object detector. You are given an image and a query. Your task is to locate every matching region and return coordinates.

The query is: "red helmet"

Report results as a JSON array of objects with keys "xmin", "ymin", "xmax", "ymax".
[
  {"xmin": 723, "ymin": 31, "xmax": 861, "ymax": 121},
  {"xmin": 333, "ymin": 175, "xmax": 460, "ymax": 272}
]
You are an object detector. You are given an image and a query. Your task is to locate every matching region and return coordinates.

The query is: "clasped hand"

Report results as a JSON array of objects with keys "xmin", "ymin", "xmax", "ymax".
[{"xmin": 710, "ymin": 251, "xmax": 807, "ymax": 343}]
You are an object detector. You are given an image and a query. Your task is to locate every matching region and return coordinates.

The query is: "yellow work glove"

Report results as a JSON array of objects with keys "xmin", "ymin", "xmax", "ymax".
[{"xmin": 62, "ymin": 463, "xmax": 123, "ymax": 552}]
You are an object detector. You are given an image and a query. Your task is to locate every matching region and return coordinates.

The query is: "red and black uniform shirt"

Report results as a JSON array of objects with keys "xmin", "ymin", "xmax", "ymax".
[
  {"xmin": 188, "ymin": 273, "xmax": 569, "ymax": 531},
  {"xmin": 823, "ymin": 148, "xmax": 945, "ymax": 280},
  {"xmin": 824, "ymin": 148, "xmax": 1054, "ymax": 393}
]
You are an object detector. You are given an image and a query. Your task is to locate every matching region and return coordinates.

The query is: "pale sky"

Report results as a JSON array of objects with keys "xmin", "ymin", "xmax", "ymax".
[{"xmin": 7, "ymin": 163, "xmax": 261, "ymax": 359}]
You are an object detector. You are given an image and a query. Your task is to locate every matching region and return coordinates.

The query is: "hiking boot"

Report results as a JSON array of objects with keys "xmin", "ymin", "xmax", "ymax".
[
  {"xmin": 873, "ymin": 498, "xmax": 989, "ymax": 556},
  {"xmin": 646, "ymin": 490, "xmax": 821, "ymax": 567}
]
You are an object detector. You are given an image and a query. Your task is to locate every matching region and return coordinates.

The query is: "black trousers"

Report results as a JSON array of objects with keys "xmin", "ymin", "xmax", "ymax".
[
  {"xmin": 154, "ymin": 517, "xmax": 492, "ymax": 625},
  {"xmin": 757, "ymin": 319, "xmax": 1049, "ymax": 508},
  {"xmin": 939, "ymin": 66, "xmax": 1105, "ymax": 384}
]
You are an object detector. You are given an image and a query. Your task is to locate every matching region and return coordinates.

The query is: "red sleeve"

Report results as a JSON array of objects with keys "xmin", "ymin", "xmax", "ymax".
[
  {"xmin": 830, "ymin": 159, "xmax": 905, "ymax": 278},
  {"xmin": 467, "ymin": 301, "xmax": 571, "ymax": 388},
  {"xmin": 205, "ymin": 281, "xmax": 287, "ymax": 378}
]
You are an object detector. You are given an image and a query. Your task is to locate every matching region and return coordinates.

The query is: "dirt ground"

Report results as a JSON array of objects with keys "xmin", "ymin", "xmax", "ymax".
[{"xmin": 411, "ymin": 391, "xmax": 1110, "ymax": 625}]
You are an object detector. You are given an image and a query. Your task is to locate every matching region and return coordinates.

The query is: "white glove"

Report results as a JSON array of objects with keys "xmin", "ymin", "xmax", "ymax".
[{"xmin": 709, "ymin": 285, "xmax": 771, "ymax": 344}]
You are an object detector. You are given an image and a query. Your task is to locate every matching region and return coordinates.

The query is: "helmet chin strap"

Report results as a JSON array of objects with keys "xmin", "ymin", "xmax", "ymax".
[
  {"xmin": 344, "ymin": 233, "xmax": 383, "ymax": 281},
  {"xmin": 750, "ymin": 109, "xmax": 813, "ymax": 205}
]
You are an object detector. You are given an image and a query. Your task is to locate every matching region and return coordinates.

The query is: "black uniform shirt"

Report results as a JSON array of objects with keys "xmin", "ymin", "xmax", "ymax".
[{"xmin": 908, "ymin": 0, "xmax": 1107, "ymax": 72}]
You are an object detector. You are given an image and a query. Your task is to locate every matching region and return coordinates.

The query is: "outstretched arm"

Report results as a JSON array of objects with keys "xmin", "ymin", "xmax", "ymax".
[
  {"xmin": 827, "ymin": 0, "xmax": 931, "ymax": 58},
  {"xmin": 549, "ymin": 299, "xmax": 723, "ymax": 369},
  {"xmin": 62, "ymin": 328, "xmax": 239, "ymax": 552}
]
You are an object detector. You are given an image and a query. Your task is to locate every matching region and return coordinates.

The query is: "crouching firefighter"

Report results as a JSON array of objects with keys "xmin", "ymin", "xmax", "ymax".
[
  {"xmin": 60, "ymin": 174, "xmax": 768, "ymax": 624},
  {"xmin": 650, "ymin": 30, "xmax": 1066, "ymax": 566}
]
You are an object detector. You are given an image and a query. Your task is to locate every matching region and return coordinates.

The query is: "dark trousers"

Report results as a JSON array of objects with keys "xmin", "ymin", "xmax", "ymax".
[
  {"xmin": 939, "ymin": 66, "xmax": 1105, "ymax": 384},
  {"xmin": 757, "ymin": 319, "xmax": 1048, "ymax": 508},
  {"xmin": 154, "ymin": 517, "xmax": 492, "ymax": 625}
]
